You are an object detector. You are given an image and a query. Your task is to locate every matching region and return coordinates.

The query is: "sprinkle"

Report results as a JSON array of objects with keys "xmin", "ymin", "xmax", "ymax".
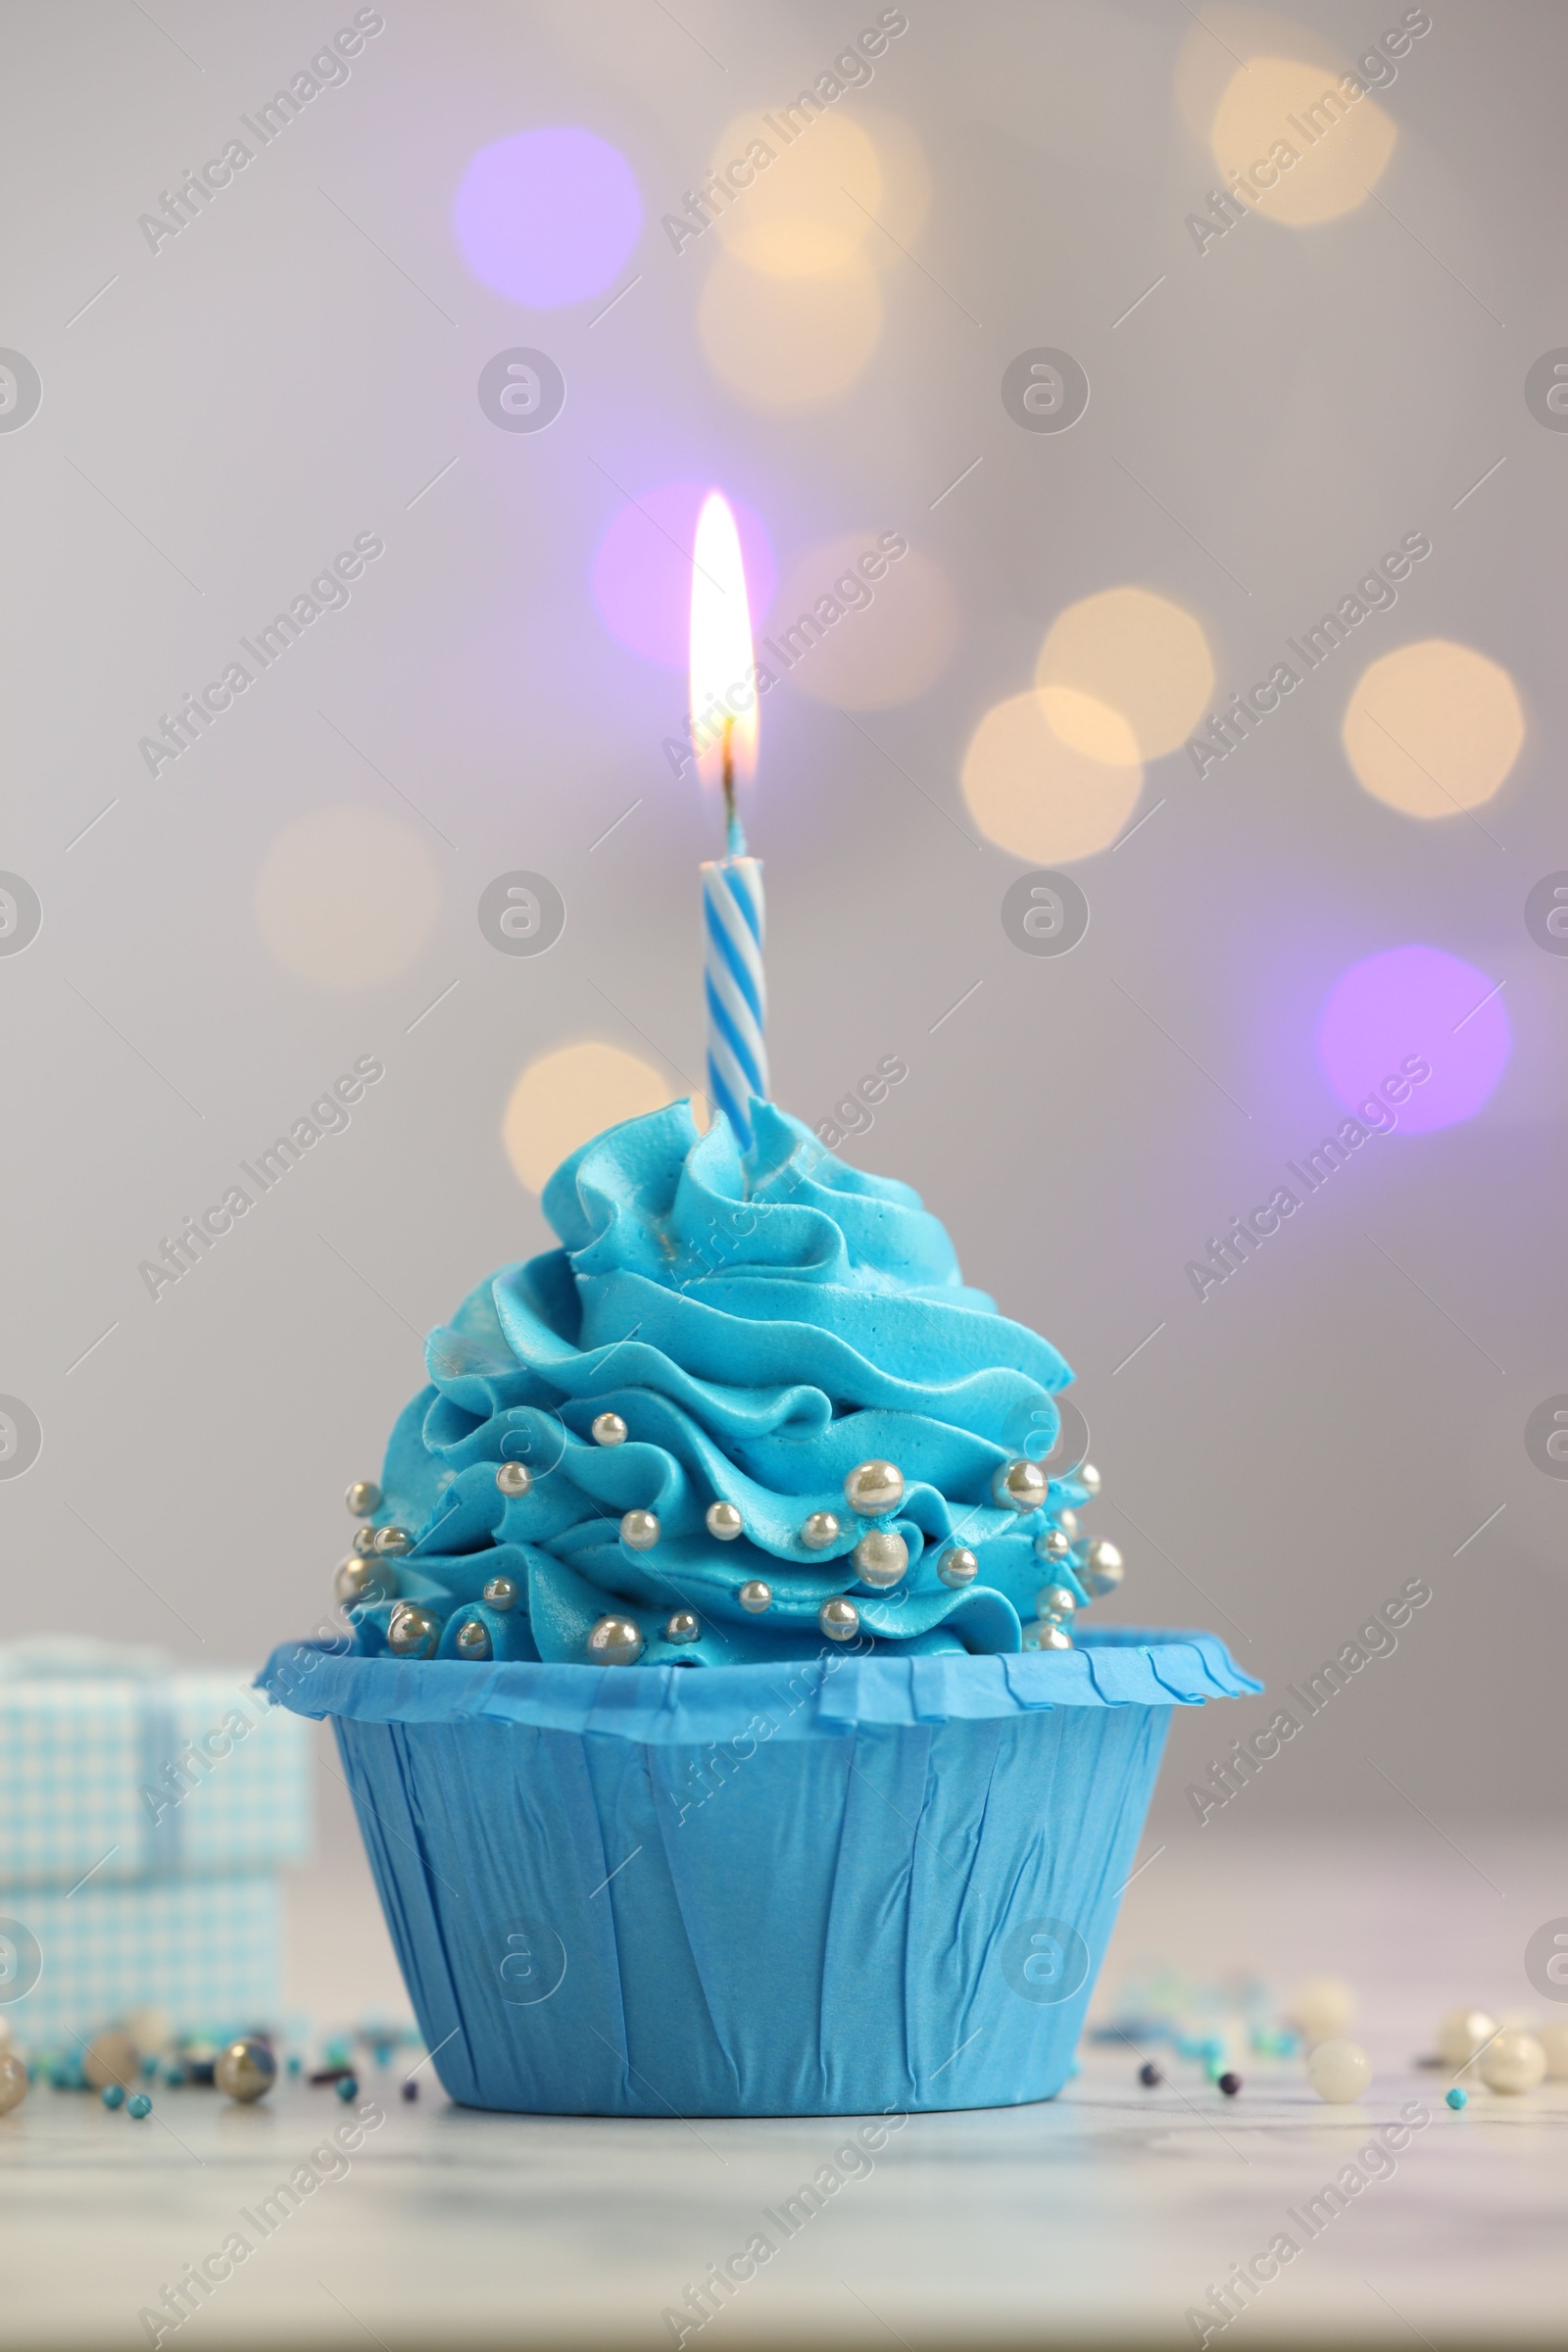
[
  {"xmin": 335, "ymin": 2074, "xmax": 360, "ymax": 2102},
  {"xmin": 127, "ymin": 2092, "xmax": 152, "ymax": 2119},
  {"xmin": 1217, "ymin": 2072, "xmax": 1242, "ymax": 2097},
  {"xmin": 101, "ymin": 2083, "xmax": 125, "ymax": 2109},
  {"xmin": 1138, "ymin": 2061, "xmax": 1162, "ymax": 2087},
  {"xmin": 1446, "ymin": 2085, "xmax": 1468, "ymax": 2111}
]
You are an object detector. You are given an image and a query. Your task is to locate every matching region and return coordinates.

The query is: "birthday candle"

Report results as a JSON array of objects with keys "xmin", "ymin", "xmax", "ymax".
[
  {"xmin": 690, "ymin": 492, "xmax": 767, "ymax": 1152},
  {"xmin": 702, "ymin": 846, "xmax": 767, "ymax": 1150}
]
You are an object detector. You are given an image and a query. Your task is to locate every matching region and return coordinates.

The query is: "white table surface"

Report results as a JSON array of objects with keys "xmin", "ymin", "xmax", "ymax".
[{"xmin": 6, "ymin": 1820, "xmax": 1565, "ymax": 2349}]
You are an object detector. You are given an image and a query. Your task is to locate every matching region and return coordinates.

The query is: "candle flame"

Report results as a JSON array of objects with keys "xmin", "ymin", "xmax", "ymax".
[{"xmin": 690, "ymin": 492, "xmax": 759, "ymax": 811}]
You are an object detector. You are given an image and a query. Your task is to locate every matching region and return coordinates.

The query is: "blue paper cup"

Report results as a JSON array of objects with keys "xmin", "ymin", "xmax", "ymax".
[{"xmin": 261, "ymin": 1629, "xmax": 1256, "ymax": 2118}]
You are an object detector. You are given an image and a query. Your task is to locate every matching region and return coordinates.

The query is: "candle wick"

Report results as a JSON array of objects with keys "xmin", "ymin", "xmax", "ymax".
[{"xmin": 721, "ymin": 714, "xmax": 746, "ymax": 856}]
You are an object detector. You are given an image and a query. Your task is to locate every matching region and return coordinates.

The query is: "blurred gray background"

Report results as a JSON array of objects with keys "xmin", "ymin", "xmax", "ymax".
[{"xmin": 2, "ymin": 0, "xmax": 1563, "ymax": 1893}]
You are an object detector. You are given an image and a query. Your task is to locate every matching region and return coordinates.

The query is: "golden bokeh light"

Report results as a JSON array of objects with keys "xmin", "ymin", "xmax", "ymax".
[
  {"xmin": 709, "ymin": 109, "xmax": 883, "ymax": 277},
  {"xmin": 253, "ymin": 806, "xmax": 441, "ymax": 988},
  {"xmin": 1209, "ymin": 56, "xmax": 1396, "ymax": 224},
  {"xmin": 961, "ymin": 692, "xmax": 1145, "ymax": 862},
  {"xmin": 768, "ymin": 533, "xmax": 957, "ymax": 710},
  {"xmin": 1036, "ymin": 587, "xmax": 1214, "ymax": 761},
  {"xmin": 702, "ymin": 107, "xmax": 928, "ymax": 280},
  {"xmin": 1173, "ymin": 7, "xmax": 1346, "ymax": 146},
  {"xmin": 1343, "ymin": 640, "xmax": 1525, "ymax": 817},
  {"xmin": 698, "ymin": 253, "xmax": 882, "ymax": 411},
  {"xmin": 503, "ymin": 1042, "xmax": 694, "ymax": 1192}
]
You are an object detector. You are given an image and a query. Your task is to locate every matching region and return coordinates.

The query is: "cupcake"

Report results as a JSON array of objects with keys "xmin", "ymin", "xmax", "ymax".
[{"xmin": 265, "ymin": 1101, "xmax": 1255, "ymax": 2115}]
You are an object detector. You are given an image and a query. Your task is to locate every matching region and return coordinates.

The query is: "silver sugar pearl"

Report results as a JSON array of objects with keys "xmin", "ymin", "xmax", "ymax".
[
  {"xmin": 819, "ymin": 1596, "xmax": 860, "ymax": 1642},
  {"xmin": 345, "ymin": 1480, "xmax": 382, "ymax": 1518},
  {"xmin": 937, "ymin": 1544, "xmax": 978, "ymax": 1589},
  {"xmin": 1036, "ymin": 1584, "xmax": 1079, "ymax": 1620},
  {"xmin": 456, "ymin": 1618, "xmax": 492, "ymax": 1660},
  {"xmin": 587, "ymin": 1614, "xmax": 645, "ymax": 1665},
  {"xmin": 738, "ymin": 1580, "xmax": 772, "ymax": 1614},
  {"xmin": 706, "ymin": 1500, "xmax": 744, "ymax": 1542},
  {"xmin": 496, "ymin": 1460, "xmax": 532, "ymax": 1498},
  {"xmin": 853, "ymin": 1529, "xmax": 908, "ymax": 1589},
  {"xmin": 215, "ymin": 2036, "xmax": 276, "ymax": 2105},
  {"xmin": 592, "ymin": 1412, "xmax": 628, "ymax": 1446},
  {"xmin": 620, "ymin": 1508, "xmax": 661, "ymax": 1550},
  {"xmin": 843, "ymin": 1460, "xmax": 904, "ymax": 1516},
  {"xmin": 335, "ymin": 1555, "xmax": 396, "ymax": 1608},
  {"xmin": 664, "ymin": 1610, "xmax": 701, "ymax": 1643},
  {"xmin": 1079, "ymin": 1463, "xmax": 1102, "ymax": 1495},
  {"xmin": 800, "ymin": 1510, "xmax": 841, "ymax": 1550},
  {"xmin": 1085, "ymin": 1538, "xmax": 1123, "ymax": 1595},
  {"xmin": 372, "ymin": 1524, "xmax": 412, "ymax": 1556},
  {"xmin": 1025, "ymin": 1618, "xmax": 1073, "ymax": 1651},
  {"xmin": 482, "ymin": 1575, "xmax": 518, "ymax": 1612},
  {"xmin": 386, "ymin": 1603, "xmax": 439, "ymax": 1658},
  {"xmin": 994, "ymin": 1457, "xmax": 1049, "ymax": 1512},
  {"xmin": 352, "ymin": 1525, "xmax": 378, "ymax": 1556},
  {"xmin": 1057, "ymin": 1507, "xmax": 1080, "ymax": 1541},
  {"xmin": 1035, "ymin": 1528, "xmax": 1072, "ymax": 1563}
]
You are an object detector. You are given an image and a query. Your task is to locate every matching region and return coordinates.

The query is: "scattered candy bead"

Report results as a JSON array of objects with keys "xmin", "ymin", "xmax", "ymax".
[
  {"xmin": 1217, "ymin": 2072, "xmax": 1242, "ymax": 2098},
  {"xmin": 1306, "ymin": 2038, "xmax": 1372, "ymax": 2104},
  {"xmin": 402, "ymin": 2079, "xmax": 418, "ymax": 2102},
  {"xmin": 84, "ymin": 2031, "xmax": 139, "ymax": 2091},
  {"xmin": 0, "ymin": 2053, "xmax": 29, "ymax": 2114},
  {"xmin": 1138, "ymin": 2062, "xmax": 1161, "ymax": 2087},
  {"xmin": 127, "ymin": 2092, "xmax": 152, "ymax": 2119},
  {"xmin": 101, "ymin": 2083, "xmax": 125, "ymax": 2110},
  {"xmin": 1480, "ymin": 2030, "xmax": 1546, "ymax": 2096},
  {"xmin": 1288, "ymin": 1977, "xmax": 1357, "ymax": 2048},
  {"xmin": 1446, "ymin": 2086, "xmax": 1468, "ymax": 2111},
  {"xmin": 335, "ymin": 2074, "xmax": 360, "ymax": 2102},
  {"xmin": 215, "ymin": 2037, "xmax": 276, "ymax": 2104},
  {"xmin": 1436, "ymin": 2007, "xmax": 1496, "ymax": 2068}
]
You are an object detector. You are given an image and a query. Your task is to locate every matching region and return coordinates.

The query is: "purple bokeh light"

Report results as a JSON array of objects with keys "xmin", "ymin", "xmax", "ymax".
[
  {"xmin": 453, "ymin": 127, "xmax": 641, "ymax": 307},
  {"xmin": 1316, "ymin": 945, "xmax": 1510, "ymax": 1135},
  {"xmin": 591, "ymin": 483, "xmax": 776, "ymax": 670}
]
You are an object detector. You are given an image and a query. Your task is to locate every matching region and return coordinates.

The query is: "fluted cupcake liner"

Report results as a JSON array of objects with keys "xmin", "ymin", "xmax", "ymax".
[{"xmin": 261, "ymin": 1628, "xmax": 1257, "ymax": 2118}]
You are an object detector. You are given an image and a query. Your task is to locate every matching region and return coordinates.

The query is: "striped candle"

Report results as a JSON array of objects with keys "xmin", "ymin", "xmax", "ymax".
[{"xmin": 702, "ymin": 849, "xmax": 767, "ymax": 1152}]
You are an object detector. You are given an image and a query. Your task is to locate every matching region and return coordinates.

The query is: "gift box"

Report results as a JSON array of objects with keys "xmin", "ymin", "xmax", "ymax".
[
  {"xmin": 263, "ymin": 1626, "xmax": 1256, "ymax": 2118},
  {"xmin": 0, "ymin": 1641, "xmax": 312, "ymax": 2045}
]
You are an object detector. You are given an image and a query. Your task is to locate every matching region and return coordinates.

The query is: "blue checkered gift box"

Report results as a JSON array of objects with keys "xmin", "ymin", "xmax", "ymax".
[{"xmin": 0, "ymin": 1640, "xmax": 311, "ymax": 2044}]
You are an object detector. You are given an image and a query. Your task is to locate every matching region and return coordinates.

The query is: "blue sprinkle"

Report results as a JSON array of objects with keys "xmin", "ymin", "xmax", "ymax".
[
  {"xmin": 1446, "ymin": 2085, "xmax": 1468, "ymax": 2111},
  {"xmin": 335, "ymin": 2074, "xmax": 360, "ymax": 2102},
  {"xmin": 101, "ymin": 2083, "xmax": 125, "ymax": 2110},
  {"xmin": 127, "ymin": 2092, "xmax": 152, "ymax": 2119}
]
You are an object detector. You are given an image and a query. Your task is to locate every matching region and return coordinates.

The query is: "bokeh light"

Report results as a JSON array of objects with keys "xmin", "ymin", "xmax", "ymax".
[
  {"xmin": 253, "ymin": 807, "xmax": 441, "ymax": 987},
  {"xmin": 592, "ymin": 483, "xmax": 774, "ymax": 670},
  {"xmin": 769, "ymin": 533, "xmax": 957, "ymax": 710},
  {"xmin": 702, "ymin": 108, "xmax": 929, "ymax": 279},
  {"xmin": 1317, "ymin": 946, "xmax": 1510, "ymax": 1134},
  {"xmin": 453, "ymin": 127, "xmax": 642, "ymax": 306},
  {"xmin": 1209, "ymin": 57, "xmax": 1396, "ymax": 224},
  {"xmin": 1343, "ymin": 639, "xmax": 1525, "ymax": 818},
  {"xmin": 1036, "ymin": 588, "xmax": 1214, "ymax": 761},
  {"xmin": 697, "ymin": 254, "xmax": 882, "ymax": 411},
  {"xmin": 709, "ymin": 109, "xmax": 883, "ymax": 276},
  {"xmin": 961, "ymin": 692, "xmax": 1144, "ymax": 861},
  {"xmin": 503, "ymin": 1043, "xmax": 694, "ymax": 1191}
]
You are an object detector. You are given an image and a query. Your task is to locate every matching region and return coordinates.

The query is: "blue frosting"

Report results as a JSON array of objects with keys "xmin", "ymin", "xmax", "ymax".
[{"xmin": 349, "ymin": 1101, "xmax": 1101, "ymax": 1667}]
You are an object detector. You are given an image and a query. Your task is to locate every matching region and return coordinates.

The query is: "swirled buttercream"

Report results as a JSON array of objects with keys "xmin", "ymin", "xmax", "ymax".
[{"xmin": 348, "ymin": 1101, "xmax": 1102, "ymax": 1664}]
